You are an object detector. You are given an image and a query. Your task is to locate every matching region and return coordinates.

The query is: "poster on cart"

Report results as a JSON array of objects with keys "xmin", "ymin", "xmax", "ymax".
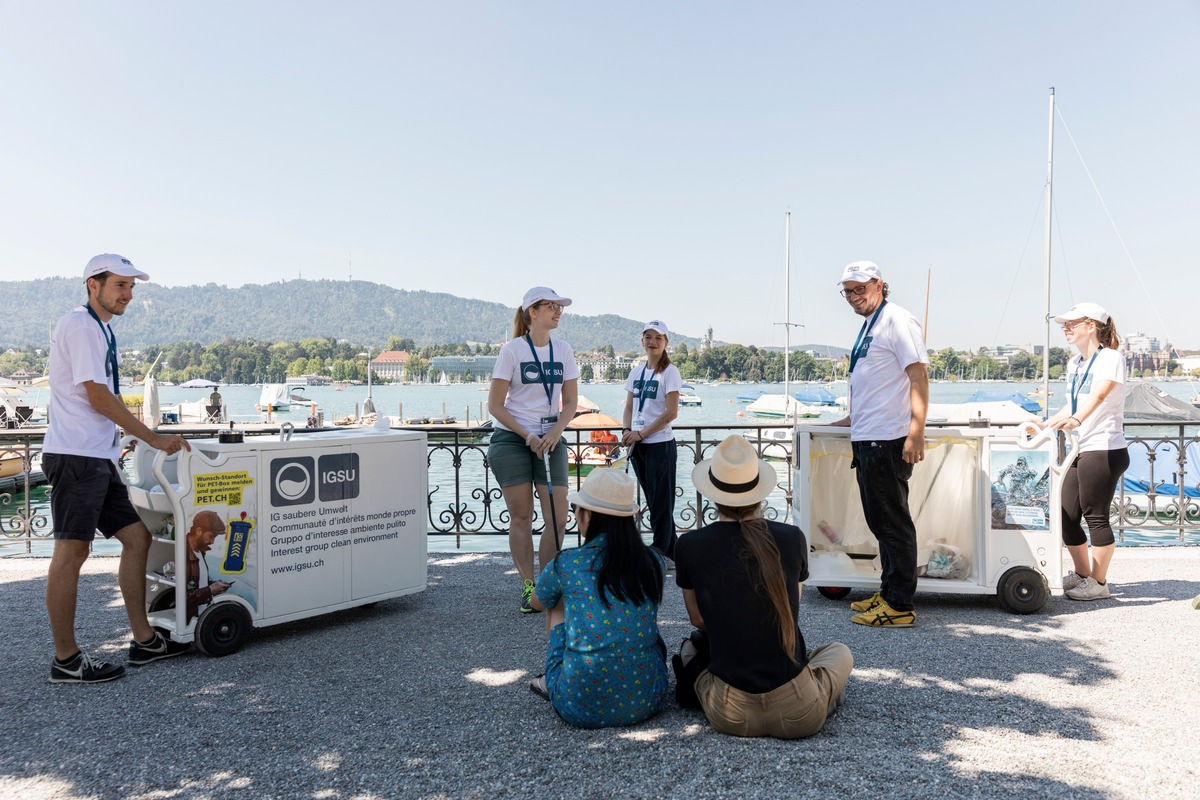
[
  {"xmin": 188, "ymin": 459, "xmax": 260, "ymax": 618},
  {"xmin": 989, "ymin": 445, "xmax": 1051, "ymax": 530}
]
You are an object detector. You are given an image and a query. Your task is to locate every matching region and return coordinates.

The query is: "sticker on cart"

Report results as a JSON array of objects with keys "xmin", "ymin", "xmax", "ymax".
[
  {"xmin": 223, "ymin": 513, "xmax": 253, "ymax": 574},
  {"xmin": 193, "ymin": 471, "xmax": 255, "ymax": 507},
  {"xmin": 989, "ymin": 447, "xmax": 1051, "ymax": 530}
]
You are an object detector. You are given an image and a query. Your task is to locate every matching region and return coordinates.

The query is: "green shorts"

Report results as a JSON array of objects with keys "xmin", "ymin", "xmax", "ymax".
[{"xmin": 489, "ymin": 428, "xmax": 568, "ymax": 488}]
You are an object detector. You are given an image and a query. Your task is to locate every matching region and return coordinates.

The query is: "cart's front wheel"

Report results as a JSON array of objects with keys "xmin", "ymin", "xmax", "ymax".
[
  {"xmin": 817, "ymin": 586, "xmax": 852, "ymax": 600},
  {"xmin": 196, "ymin": 602, "xmax": 252, "ymax": 657},
  {"xmin": 998, "ymin": 567, "xmax": 1049, "ymax": 614}
]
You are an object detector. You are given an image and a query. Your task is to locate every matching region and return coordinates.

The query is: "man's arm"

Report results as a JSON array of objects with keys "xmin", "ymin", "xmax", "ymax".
[
  {"xmin": 903, "ymin": 362, "xmax": 928, "ymax": 464},
  {"xmin": 83, "ymin": 381, "xmax": 189, "ymax": 454}
]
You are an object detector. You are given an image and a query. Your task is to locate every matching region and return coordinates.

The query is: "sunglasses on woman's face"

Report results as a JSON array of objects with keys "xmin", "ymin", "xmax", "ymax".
[{"xmin": 535, "ymin": 302, "xmax": 563, "ymax": 313}]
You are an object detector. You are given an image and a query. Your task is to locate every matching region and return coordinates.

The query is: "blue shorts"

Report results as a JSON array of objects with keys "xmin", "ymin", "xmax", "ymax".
[
  {"xmin": 488, "ymin": 428, "xmax": 568, "ymax": 487},
  {"xmin": 44, "ymin": 454, "xmax": 143, "ymax": 542}
]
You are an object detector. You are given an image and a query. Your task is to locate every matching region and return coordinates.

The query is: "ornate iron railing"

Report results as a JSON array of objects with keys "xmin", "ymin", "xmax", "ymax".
[{"xmin": 4, "ymin": 421, "xmax": 1199, "ymax": 553}]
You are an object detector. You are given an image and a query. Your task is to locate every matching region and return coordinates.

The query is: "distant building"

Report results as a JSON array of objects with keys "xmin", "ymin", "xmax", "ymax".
[
  {"xmin": 429, "ymin": 355, "xmax": 497, "ymax": 382},
  {"xmin": 371, "ymin": 351, "xmax": 411, "ymax": 381},
  {"xmin": 1123, "ymin": 332, "xmax": 1160, "ymax": 354},
  {"xmin": 6, "ymin": 368, "xmax": 40, "ymax": 386}
]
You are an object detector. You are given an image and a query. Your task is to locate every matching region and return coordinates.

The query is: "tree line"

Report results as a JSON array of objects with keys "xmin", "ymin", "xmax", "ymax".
[{"xmin": 0, "ymin": 339, "xmax": 1187, "ymax": 385}]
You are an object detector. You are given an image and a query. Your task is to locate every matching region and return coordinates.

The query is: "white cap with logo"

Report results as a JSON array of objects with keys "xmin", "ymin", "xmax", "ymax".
[
  {"xmin": 521, "ymin": 286, "xmax": 572, "ymax": 311},
  {"xmin": 83, "ymin": 253, "xmax": 150, "ymax": 282},
  {"xmin": 836, "ymin": 260, "xmax": 883, "ymax": 285},
  {"xmin": 643, "ymin": 319, "xmax": 668, "ymax": 336},
  {"xmin": 1053, "ymin": 302, "xmax": 1110, "ymax": 325}
]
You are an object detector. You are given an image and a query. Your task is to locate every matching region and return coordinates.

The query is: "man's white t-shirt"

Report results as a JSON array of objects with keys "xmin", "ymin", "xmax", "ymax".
[
  {"xmin": 1066, "ymin": 347, "xmax": 1127, "ymax": 452},
  {"xmin": 847, "ymin": 302, "xmax": 929, "ymax": 442},
  {"xmin": 624, "ymin": 362, "xmax": 682, "ymax": 445},
  {"xmin": 491, "ymin": 337, "xmax": 580, "ymax": 435},
  {"xmin": 44, "ymin": 306, "xmax": 122, "ymax": 460}
]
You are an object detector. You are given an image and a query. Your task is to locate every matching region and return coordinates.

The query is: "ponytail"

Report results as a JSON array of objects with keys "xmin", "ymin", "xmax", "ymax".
[
  {"xmin": 512, "ymin": 307, "xmax": 531, "ymax": 339},
  {"xmin": 715, "ymin": 503, "xmax": 799, "ymax": 665},
  {"xmin": 1096, "ymin": 316, "xmax": 1120, "ymax": 351}
]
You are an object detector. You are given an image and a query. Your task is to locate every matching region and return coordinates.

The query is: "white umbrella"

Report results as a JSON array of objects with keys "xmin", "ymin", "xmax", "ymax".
[
  {"xmin": 0, "ymin": 377, "xmax": 26, "ymax": 395},
  {"xmin": 142, "ymin": 374, "xmax": 160, "ymax": 429}
]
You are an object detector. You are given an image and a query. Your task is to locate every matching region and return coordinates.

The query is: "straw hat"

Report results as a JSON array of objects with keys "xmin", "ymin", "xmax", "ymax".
[
  {"xmin": 691, "ymin": 436, "xmax": 776, "ymax": 506},
  {"xmin": 566, "ymin": 468, "xmax": 638, "ymax": 517}
]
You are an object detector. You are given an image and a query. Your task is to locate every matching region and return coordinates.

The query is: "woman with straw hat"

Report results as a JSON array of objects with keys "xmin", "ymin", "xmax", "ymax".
[
  {"xmin": 674, "ymin": 436, "xmax": 853, "ymax": 739},
  {"xmin": 528, "ymin": 468, "xmax": 669, "ymax": 728}
]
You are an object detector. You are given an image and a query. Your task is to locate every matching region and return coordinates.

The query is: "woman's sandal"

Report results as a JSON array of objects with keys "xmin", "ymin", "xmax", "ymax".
[{"xmin": 529, "ymin": 674, "xmax": 550, "ymax": 701}]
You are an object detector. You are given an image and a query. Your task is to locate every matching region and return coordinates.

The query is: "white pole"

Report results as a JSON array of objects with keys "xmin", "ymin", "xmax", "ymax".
[
  {"xmin": 785, "ymin": 210, "xmax": 791, "ymax": 409},
  {"xmin": 1042, "ymin": 88, "xmax": 1055, "ymax": 412}
]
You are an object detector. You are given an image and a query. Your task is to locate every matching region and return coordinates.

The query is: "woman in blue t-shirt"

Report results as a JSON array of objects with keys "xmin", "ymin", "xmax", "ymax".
[{"xmin": 529, "ymin": 468, "xmax": 669, "ymax": 728}]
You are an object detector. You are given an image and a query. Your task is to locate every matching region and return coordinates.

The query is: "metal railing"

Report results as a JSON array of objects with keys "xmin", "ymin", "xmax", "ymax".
[{"xmin": 4, "ymin": 421, "xmax": 1199, "ymax": 553}]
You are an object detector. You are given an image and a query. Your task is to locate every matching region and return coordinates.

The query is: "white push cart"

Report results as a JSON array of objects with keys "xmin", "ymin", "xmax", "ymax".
[
  {"xmin": 125, "ymin": 424, "xmax": 428, "ymax": 655},
  {"xmin": 792, "ymin": 424, "xmax": 1076, "ymax": 614}
]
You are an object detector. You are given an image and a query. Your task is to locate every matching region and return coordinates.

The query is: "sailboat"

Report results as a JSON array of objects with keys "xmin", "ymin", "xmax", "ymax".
[{"xmin": 746, "ymin": 212, "xmax": 823, "ymax": 423}]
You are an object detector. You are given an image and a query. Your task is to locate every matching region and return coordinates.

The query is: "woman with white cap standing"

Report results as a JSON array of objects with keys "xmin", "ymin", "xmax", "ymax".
[
  {"xmin": 488, "ymin": 287, "xmax": 579, "ymax": 613},
  {"xmin": 1028, "ymin": 302, "xmax": 1128, "ymax": 601},
  {"xmin": 621, "ymin": 319, "xmax": 682, "ymax": 560},
  {"xmin": 527, "ymin": 468, "xmax": 669, "ymax": 728},
  {"xmin": 673, "ymin": 436, "xmax": 853, "ymax": 739}
]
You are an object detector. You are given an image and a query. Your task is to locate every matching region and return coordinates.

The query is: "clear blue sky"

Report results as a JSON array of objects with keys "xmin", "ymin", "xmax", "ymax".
[{"xmin": 2, "ymin": 2, "xmax": 1197, "ymax": 353}]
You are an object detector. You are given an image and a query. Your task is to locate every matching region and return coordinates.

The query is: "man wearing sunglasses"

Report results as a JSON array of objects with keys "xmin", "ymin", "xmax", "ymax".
[{"xmin": 830, "ymin": 261, "xmax": 929, "ymax": 628}]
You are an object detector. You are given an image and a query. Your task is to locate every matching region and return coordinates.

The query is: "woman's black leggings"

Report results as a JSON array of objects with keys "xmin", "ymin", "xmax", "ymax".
[{"xmin": 1060, "ymin": 447, "xmax": 1130, "ymax": 547}]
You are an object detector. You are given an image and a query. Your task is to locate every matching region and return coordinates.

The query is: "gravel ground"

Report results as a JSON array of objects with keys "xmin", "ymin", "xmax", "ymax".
[{"xmin": 1, "ymin": 547, "xmax": 1198, "ymax": 800}]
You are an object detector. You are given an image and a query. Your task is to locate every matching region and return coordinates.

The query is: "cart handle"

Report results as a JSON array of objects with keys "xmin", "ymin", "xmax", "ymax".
[
  {"xmin": 1015, "ymin": 424, "xmax": 1080, "ymax": 478},
  {"xmin": 280, "ymin": 422, "xmax": 294, "ymax": 442}
]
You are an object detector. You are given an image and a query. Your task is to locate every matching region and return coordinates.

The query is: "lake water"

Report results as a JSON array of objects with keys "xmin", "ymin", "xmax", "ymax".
[{"xmin": 4, "ymin": 378, "xmax": 1198, "ymax": 556}]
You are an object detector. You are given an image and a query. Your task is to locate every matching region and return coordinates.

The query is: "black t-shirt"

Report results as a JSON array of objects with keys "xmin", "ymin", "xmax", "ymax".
[{"xmin": 675, "ymin": 520, "xmax": 810, "ymax": 694}]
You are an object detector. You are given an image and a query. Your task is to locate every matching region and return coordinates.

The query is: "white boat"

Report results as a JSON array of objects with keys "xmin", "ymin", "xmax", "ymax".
[
  {"xmin": 746, "ymin": 394, "xmax": 822, "ymax": 419},
  {"xmin": 678, "ymin": 384, "xmax": 702, "ymax": 406},
  {"xmin": 438, "ymin": 371, "xmax": 450, "ymax": 386},
  {"xmin": 743, "ymin": 427, "xmax": 793, "ymax": 460},
  {"xmin": 257, "ymin": 384, "xmax": 291, "ymax": 412}
]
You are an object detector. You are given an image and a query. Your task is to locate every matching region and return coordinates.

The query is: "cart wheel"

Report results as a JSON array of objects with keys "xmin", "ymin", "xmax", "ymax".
[
  {"xmin": 195, "ymin": 602, "xmax": 252, "ymax": 657},
  {"xmin": 998, "ymin": 567, "xmax": 1050, "ymax": 614},
  {"xmin": 817, "ymin": 586, "xmax": 852, "ymax": 600}
]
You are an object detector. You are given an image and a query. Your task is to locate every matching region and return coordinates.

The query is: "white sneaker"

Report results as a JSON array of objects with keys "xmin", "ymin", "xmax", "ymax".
[
  {"xmin": 1066, "ymin": 576, "xmax": 1111, "ymax": 601},
  {"xmin": 1062, "ymin": 571, "xmax": 1087, "ymax": 591}
]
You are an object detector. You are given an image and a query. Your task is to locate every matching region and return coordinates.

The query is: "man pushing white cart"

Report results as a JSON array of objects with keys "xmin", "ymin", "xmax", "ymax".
[{"xmin": 125, "ymin": 423, "xmax": 428, "ymax": 655}]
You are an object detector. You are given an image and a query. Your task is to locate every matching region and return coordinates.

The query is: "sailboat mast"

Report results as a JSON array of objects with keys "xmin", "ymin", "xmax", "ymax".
[
  {"xmin": 785, "ymin": 210, "xmax": 791, "ymax": 405},
  {"xmin": 1041, "ymin": 88, "xmax": 1055, "ymax": 412}
]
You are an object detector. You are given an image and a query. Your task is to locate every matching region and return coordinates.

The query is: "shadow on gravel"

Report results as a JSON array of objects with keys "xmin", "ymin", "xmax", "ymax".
[{"xmin": 0, "ymin": 556, "xmax": 1126, "ymax": 800}]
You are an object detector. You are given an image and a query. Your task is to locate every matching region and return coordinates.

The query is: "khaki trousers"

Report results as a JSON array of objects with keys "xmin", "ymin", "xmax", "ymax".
[{"xmin": 694, "ymin": 642, "xmax": 853, "ymax": 739}]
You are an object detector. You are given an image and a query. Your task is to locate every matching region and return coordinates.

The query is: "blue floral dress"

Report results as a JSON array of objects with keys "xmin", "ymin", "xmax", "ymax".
[{"xmin": 534, "ymin": 534, "xmax": 669, "ymax": 728}]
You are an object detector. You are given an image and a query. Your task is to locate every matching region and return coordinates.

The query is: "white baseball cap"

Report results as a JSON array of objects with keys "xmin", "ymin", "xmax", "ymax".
[
  {"xmin": 643, "ymin": 319, "xmax": 668, "ymax": 336},
  {"xmin": 1053, "ymin": 302, "xmax": 1110, "ymax": 325},
  {"xmin": 836, "ymin": 260, "xmax": 882, "ymax": 285},
  {"xmin": 521, "ymin": 286, "xmax": 572, "ymax": 311},
  {"xmin": 83, "ymin": 253, "xmax": 150, "ymax": 282}
]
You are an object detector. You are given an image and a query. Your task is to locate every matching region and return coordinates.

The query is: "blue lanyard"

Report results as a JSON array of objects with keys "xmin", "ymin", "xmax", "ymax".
[
  {"xmin": 1069, "ymin": 348, "xmax": 1101, "ymax": 415},
  {"xmin": 635, "ymin": 364, "xmax": 656, "ymax": 414},
  {"xmin": 85, "ymin": 304, "xmax": 120, "ymax": 395},
  {"xmin": 524, "ymin": 335, "xmax": 555, "ymax": 410},
  {"xmin": 849, "ymin": 300, "xmax": 886, "ymax": 374}
]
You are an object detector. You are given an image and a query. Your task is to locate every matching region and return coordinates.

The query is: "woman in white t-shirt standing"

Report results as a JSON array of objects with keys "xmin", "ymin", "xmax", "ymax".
[
  {"xmin": 1030, "ymin": 302, "xmax": 1129, "ymax": 601},
  {"xmin": 621, "ymin": 320, "xmax": 682, "ymax": 560},
  {"xmin": 489, "ymin": 287, "xmax": 580, "ymax": 613}
]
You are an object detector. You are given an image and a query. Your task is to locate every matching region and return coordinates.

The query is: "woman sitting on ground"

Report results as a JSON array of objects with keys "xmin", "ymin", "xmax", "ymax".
[
  {"xmin": 674, "ymin": 435, "xmax": 853, "ymax": 739},
  {"xmin": 529, "ymin": 468, "xmax": 669, "ymax": 728}
]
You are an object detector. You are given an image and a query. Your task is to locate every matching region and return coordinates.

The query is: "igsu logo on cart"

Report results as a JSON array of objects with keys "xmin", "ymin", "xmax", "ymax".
[
  {"xmin": 318, "ymin": 453, "xmax": 360, "ymax": 501},
  {"xmin": 270, "ymin": 457, "xmax": 315, "ymax": 506}
]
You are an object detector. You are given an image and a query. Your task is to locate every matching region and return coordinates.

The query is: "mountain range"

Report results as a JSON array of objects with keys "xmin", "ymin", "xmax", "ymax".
[{"xmin": 0, "ymin": 277, "xmax": 846, "ymax": 356}]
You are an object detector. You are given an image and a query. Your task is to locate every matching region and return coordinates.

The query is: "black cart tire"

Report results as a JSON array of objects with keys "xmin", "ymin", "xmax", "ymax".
[
  {"xmin": 196, "ymin": 602, "xmax": 252, "ymax": 657},
  {"xmin": 998, "ymin": 567, "xmax": 1050, "ymax": 614},
  {"xmin": 817, "ymin": 586, "xmax": 853, "ymax": 600}
]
